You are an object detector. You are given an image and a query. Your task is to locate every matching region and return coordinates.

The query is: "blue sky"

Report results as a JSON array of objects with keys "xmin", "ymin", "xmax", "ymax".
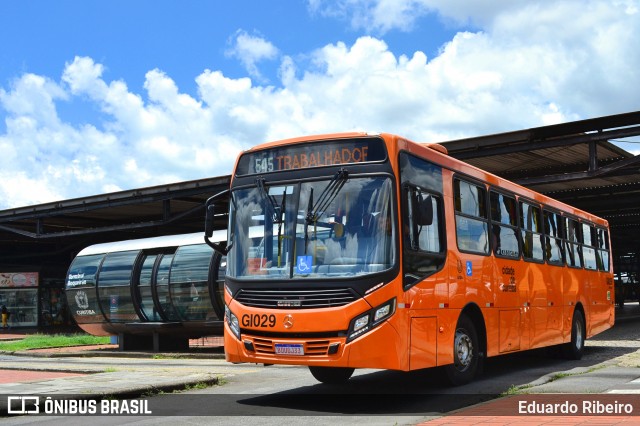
[
  {"xmin": 0, "ymin": 1, "xmax": 453, "ymax": 103},
  {"xmin": 1, "ymin": 0, "xmax": 639, "ymax": 208}
]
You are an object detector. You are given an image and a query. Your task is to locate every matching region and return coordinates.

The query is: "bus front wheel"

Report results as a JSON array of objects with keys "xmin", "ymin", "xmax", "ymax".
[
  {"xmin": 444, "ymin": 315, "xmax": 480, "ymax": 386},
  {"xmin": 562, "ymin": 309, "xmax": 585, "ymax": 360},
  {"xmin": 309, "ymin": 366, "xmax": 355, "ymax": 384}
]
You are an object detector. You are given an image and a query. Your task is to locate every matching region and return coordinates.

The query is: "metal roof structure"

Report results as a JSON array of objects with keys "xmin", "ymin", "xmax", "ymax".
[
  {"xmin": 0, "ymin": 110, "xmax": 639, "ymax": 277},
  {"xmin": 0, "ymin": 176, "xmax": 230, "ymax": 275},
  {"xmin": 441, "ymin": 110, "xmax": 640, "ymax": 258}
]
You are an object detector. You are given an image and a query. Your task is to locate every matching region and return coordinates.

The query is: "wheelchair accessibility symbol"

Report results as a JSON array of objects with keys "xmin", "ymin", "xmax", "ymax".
[{"xmin": 296, "ymin": 256, "xmax": 313, "ymax": 274}]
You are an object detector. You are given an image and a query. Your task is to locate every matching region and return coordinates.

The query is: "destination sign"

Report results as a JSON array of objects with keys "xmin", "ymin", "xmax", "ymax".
[{"xmin": 236, "ymin": 137, "xmax": 387, "ymax": 175}]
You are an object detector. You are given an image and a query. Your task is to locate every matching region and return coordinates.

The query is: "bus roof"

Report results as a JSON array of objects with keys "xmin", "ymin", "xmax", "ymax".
[{"xmin": 235, "ymin": 132, "xmax": 608, "ymax": 227}]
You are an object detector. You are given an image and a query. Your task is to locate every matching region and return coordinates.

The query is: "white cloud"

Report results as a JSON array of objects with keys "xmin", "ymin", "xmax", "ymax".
[
  {"xmin": 309, "ymin": 0, "xmax": 433, "ymax": 33},
  {"xmin": 307, "ymin": 0, "xmax": 534, "ymax": 33},
  {"xmin": 225, "ymin": 30, "xmax": 279, "ymax": 81},
  {"xmin": 1, "ymin": 0, "xmax": 639, "ymax": 209}
]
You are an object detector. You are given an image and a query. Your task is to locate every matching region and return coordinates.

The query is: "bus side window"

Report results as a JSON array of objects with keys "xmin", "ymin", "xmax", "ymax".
[
  {"xmin": 406, "ymin": 186, "xmax": 440, "ymax": 252},
  {"xmin": 543, "ymin": 210, "xmax": 565, "ymax": 265},
  {"xmin": 519, "ymin": 201, "xmax": 544, "ymax": 262},
  {"xmin": 399, "ymin": 152, "xmax": 446, "ymax": 288},
  {"xmin": 564, "ymin": 217, "xmax": 583, "ymax": 268},
  {"xmin": 454, "ymin": 179, "xmax": 489, "ymax": 255},
  {"xmin": 489, "ymin": 191, "xmax": 520, "ymax": 258},
  {"xmin": 402, "ymin": 185, "xmax": 445, "ymax": 286},
  {"xmin": 596, "ymin": 228, "xmax": 610, "ymax": 272},
  {"xmin": 582, "ymin": 223, "xmax": 598, "ymax": 270}
]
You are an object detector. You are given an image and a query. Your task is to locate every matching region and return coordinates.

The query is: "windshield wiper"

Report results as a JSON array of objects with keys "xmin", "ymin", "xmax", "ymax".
[
  {"xmin": 256, "ymin": 177, "xmax": 289, "ymax": 266},
  {"xmin": 256, "ymin": 177, "xmax": 281, "ymax": 223},
  {"xmin": 304, "ymin": 168, "xmax": 349, "ymax": 254},
  {"xmin": 306, "ymin": 168, "xmax": 349, "ymax": 224}
]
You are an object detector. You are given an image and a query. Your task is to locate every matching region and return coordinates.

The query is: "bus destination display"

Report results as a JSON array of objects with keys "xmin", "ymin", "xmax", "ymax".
[{"xmin": 236, "ymin": 137, "xmax": 387, "ymax": 175}]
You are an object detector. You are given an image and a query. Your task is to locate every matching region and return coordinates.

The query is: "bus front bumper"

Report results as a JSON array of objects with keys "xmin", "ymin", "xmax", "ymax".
[{"xmin": 224, "ymin": 319, "xmax": 406, "ymax": 371}]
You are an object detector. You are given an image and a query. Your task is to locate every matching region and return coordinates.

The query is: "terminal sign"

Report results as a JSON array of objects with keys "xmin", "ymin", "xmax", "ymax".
[{"xmin": 237, "ymin": 137, "xmax": 387, "ymax": 175}]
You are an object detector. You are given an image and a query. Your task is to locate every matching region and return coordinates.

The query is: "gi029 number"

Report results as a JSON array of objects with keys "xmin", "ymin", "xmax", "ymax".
[{"xmin": 242, "ymin": 314, "xmax": 276, "ymax": 328}]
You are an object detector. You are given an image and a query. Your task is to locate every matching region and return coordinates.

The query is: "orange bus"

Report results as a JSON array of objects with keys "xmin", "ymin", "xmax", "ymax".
[{"xmin": 204, "ymin": 132, "xmax": 614, "ymax": 385}]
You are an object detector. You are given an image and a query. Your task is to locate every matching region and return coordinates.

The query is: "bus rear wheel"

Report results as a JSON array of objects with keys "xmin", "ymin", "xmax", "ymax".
[
  {"xmin": 444, "ymin": 315, "xmax": 480, "ymax": 386},
  {"xmin": 562, "ymin": 309, "xmax": 585, "ymax": 360},
  {"xmin": 308, "ymin": 366, "xmax": 355, "ymax": 384}
]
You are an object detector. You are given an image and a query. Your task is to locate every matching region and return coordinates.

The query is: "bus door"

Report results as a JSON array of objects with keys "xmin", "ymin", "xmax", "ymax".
[
  {"xmin": 490, "ymin": 191, "xmax": 523, "ymax": 353},
  {"xmin": 399, "ymin": 153, "xmax": 446, "ymax": 370}
]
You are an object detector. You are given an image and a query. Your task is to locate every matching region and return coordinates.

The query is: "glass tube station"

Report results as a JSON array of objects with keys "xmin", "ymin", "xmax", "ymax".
[{"xmin": 65, "ymin": 231, "xmax": 227, "ymax": 350}]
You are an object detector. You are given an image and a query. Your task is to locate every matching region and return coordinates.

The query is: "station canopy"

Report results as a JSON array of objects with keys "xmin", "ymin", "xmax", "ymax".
[{"xmin": 1, "ymin": 111, "xmax": 639, "ymax": 276}]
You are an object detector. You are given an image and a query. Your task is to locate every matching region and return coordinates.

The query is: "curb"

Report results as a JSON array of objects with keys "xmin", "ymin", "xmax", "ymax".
[{"xmin": 0, "ymin": 348, "xmax": 226, "ymax": 359}]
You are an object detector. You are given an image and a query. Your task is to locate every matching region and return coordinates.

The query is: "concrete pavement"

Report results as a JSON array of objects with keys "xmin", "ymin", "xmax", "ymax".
[{"xmin": 0, "ymin": 303, "xmax": 639, "ymax": 424}]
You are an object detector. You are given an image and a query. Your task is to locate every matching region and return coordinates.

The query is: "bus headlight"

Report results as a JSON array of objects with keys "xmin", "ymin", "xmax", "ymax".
[
  {"xmin": 347, "ymin": 298, "xmax": 396, "ymax": 343},
  {"xmin": 225, "ymin": 305, "xmax": 241, "ymax": 340}
]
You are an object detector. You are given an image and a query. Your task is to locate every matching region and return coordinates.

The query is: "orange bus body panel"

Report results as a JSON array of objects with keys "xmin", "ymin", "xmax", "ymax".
[{"xmin": 224, "ymin": 132, "xmax": 614, "ymax": 373}]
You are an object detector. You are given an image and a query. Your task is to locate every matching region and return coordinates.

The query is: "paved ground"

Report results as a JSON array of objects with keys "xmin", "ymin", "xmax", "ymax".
[{"xmin": 1, "ymin": 305, "xmax": 639, "ymax": 425}]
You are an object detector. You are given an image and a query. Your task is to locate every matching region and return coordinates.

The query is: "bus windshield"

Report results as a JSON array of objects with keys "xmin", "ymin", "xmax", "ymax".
[{"xmin": 227, "ymin": 175, "xmax": 396, "ymax": 280}]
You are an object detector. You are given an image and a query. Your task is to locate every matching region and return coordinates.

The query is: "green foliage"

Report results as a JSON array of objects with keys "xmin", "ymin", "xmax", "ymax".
[{"xmin": 0, "ymin": 333, "xmax": 110, "ymax": 351}]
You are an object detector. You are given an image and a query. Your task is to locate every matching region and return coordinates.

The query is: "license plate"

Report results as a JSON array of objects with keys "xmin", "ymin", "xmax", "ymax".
[{"xmin": 275, "ymin": 343, "xmax": 304, "ymax": 355}]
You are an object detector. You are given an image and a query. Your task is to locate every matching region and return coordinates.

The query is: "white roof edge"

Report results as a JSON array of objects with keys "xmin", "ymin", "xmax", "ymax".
[{"xmin": 76, "ymin": 230, "xmax": 227, "ymax": 257}]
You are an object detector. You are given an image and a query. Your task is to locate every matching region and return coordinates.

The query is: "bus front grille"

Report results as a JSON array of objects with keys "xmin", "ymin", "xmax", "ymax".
[
  {"xmin": 252, "ymin": 338, "xmax": 331, "ymax": 355},
  {"xmin": 235, "ymin": 288, "xmax": 358, "ymax": 309}
]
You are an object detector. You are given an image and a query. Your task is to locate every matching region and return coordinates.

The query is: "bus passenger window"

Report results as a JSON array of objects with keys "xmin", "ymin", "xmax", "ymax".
[
  {"xmin": 582, "ymin": 223, "xmax": 598, "ymax": 270},
  {"xmin": 490, "ymin": 191, "xmax": 520, "ymax": 258},
  {"xmin": 596, "ymin": 228, "xmax": 610, "ymax": 272},
  {"xmin": 564, "ymin": 218, "xmax": 583, "ymax": 268},
  {"xmin": 543, "ymin": 210, "xmax": 565, "ymax": 265},
  {"xmin": 519, "ymin": 201, "xmax": 544, "ymax": 261},
  {"xmin": 454, "ymin": 179, "xmax": 489, "ymax": 255}
]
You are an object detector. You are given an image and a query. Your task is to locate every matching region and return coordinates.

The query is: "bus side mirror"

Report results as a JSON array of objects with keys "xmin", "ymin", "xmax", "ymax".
[
  {"xmin": 415, "ymin": 194, "xmax": 433, "ymax": 226},
  {"xmin": 204, "ymin": 190, "xmax": 231, "ymax": 255},
  {"xmin": 205, "ymin": 204, "xmax": 216, "ymax": 237}
]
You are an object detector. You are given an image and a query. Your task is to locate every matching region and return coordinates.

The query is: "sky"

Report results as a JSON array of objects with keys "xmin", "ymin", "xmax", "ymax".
[{"xmin": 1, "ymin": 0, "xmax": 639, "ymax": 209}]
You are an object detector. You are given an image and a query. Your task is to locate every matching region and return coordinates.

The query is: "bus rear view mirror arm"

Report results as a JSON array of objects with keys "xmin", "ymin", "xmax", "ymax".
[{"xmin": 204, "ymin": 190, "xmax": 231, "ymax": 255}]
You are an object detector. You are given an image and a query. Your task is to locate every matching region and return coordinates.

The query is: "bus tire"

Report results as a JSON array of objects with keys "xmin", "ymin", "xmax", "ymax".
[
  {"xmin": 308, "ymin": 366, "xmax": 355, "ymax": 384},
  {"xmin": 444, "ymin": 315, "xmax": 479, "ymax": 386},
  {"xmin": 562, "ymin": 309, "xmax": 585, "ymax": 360}
]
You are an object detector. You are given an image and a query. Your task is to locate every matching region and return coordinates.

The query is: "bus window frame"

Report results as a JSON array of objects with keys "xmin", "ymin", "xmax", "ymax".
[
  {"xmin": 518, "ymin": 197, "xmax": 545, "ymax": 264},
  {"xmin": 581, "ymin": 221, "xmax": 598, "ymax": 271},
  {"xmin": 595, "ymin": 226, "xmax": 610, "ymax": 272},
  {"xmin": 226, "ymin": 170, "xmax": 401, "ymax": 285},
  {"xmin": 398, "ymin": 150, "xmax": 447, "ymax": 289},
  {"xmin": 488, "ymin": 187, "xmax": 521, "ymax": 260},
  {"xmin": 453, "ymin": 175, "xmax": 490, "ymax": 257},
  {"xmin": 563, "ymin": 215, "xmax": 584, "ymax": 270},
  {"xmin": 401, "ymin": 183, "xmax": 447, "ymax": 288},
  {"xmin": 542, "ymin": 207, "xmax": 566, "ymax": 267}
]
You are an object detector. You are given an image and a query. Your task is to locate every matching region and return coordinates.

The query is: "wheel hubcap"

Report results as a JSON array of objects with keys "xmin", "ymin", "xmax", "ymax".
[
  {"xmin": 575, "ymin": 319, "xmax": 584, "ymax": 349},
  {"xmin": 454, "ymin": 329, "xmax": 473, "ymax": 370}
]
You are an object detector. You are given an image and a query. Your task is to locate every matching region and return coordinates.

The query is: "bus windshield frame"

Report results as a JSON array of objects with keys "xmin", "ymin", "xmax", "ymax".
[{"xmin": 226, "ymin": 173, "xmax": 397, "ymax": 281}]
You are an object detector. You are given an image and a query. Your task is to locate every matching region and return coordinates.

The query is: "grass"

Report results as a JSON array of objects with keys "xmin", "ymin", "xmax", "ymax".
[{"xmin": 0, "ymin": 333, "xmax": 111, "ymax": 351}]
